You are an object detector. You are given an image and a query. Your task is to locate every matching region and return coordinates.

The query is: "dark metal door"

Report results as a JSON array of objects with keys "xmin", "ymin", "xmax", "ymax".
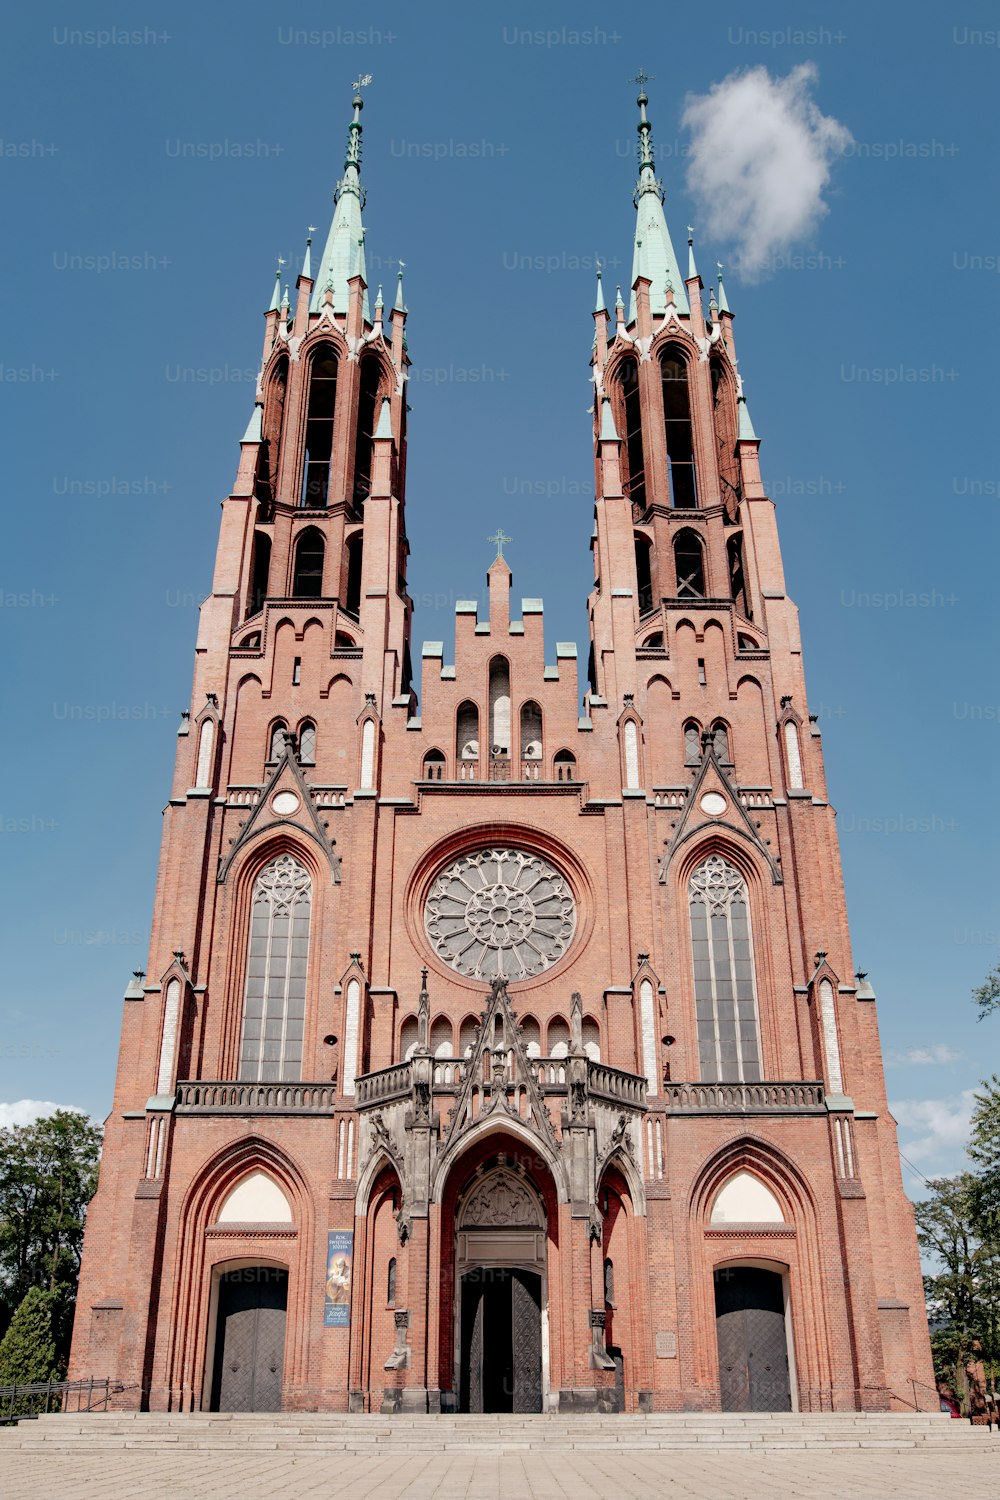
[
  {"xmin": 714, "ymin": 1267, "xmax": 791, "ymax": 1412},
  {"xmin": 511, "ymin": 1270, "xmax": 542, "ymax": 1413},
  {"xmin": 210, "ymin": 1268, "xmax": 288, "ymax": 1412},
  {"xmin": 460, "ymin": 1274, "xmax": 485, "ymax": 1413}
]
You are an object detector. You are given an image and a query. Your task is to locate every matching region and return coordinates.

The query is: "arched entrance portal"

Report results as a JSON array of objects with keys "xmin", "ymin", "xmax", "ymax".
[
  {"xmin": 714, "ymin": 1264, "xmax": 792, "ymax": 1411},
  {"xmin": 454, "ymin": 1165, "xmax": 547, "ymax": 1413},
  {"xmin": 208, "ymin": 1266, "xmax": 288, "ymax": 1412}
]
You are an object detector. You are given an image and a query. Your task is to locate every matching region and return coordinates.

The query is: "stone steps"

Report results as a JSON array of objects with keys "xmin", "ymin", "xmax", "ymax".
[{"xmin": 2, "ymin": 1412, "xmax": 997, "ymax": 1453}]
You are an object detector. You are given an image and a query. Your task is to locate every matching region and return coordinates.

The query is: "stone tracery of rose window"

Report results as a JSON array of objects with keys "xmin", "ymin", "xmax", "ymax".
[{"xmin": 424, "ymin": 847, "xmax": 576, "ymax": 980}]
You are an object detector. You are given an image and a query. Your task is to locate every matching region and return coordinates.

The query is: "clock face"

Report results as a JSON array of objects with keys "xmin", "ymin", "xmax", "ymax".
[{"xmin": 424, "ymin": 847, "xmax": 576, "ymax": 981}]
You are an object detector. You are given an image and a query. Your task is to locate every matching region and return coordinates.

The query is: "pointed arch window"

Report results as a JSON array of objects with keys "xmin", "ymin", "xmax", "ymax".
[
  {"xmin": 711, "ymin": 360, "xmax": 741, "ymax": 512},
  {"xmin": 688, "ymin": 853, "xmax": 761, "ymax": 1082},
  {"xmin": 344, "ymin": 533, "xmax": 363, "ymax": 616},
  {"xmin": 520, "ymin": 701, "xmax": 543, "ymax": 762},
  {"xmin": 292, "ymin": 527, "xmax": 325, "ymax": 598},
  {"xmin": 301, "ymin": 349, "xmax": 338, "ymax": 507},
  {"xmin": 352, "ymin": 358, "xmax": 381, "ymax": 505},
  {"xmin": 634, "ymin": 533, "xmax": 654, "ymax": 614},
  {"xmin": 387, "ymin": 1257, "xmax": 397, "ymax": 1307},
  {"xmin": 249, "ymin": 531, "xmax": 272, "ymax": 616},
  {"xmin": 684, "ymin": 721, "xmax": 702, "ymax": 766},
  {"xmin": 488, "ymin": 658, "xmax": 511, "ymax": 757},
  {"xmin": 263, "ymin": 357, "xmax": 288, "ymax": 495},
  {"xmin": 616, "ymin": 358, "xmax": 646, "ymax": 509},
  {"xmin": 269, "ymin": 721, "xmax": 288, "ymax": 762},
  {"xmin": 662, "ymin": 353, "xmax": 698, "ymax": 508},
  {"xmin": 298, "ymin": 721, "xmax": 316, "ymax": 764},
  {"xmin": 674, "ymin": 529, "xmax": 705, "ymax": 599},
  {"xmin": 554, "ymin": 749, "xmax": 576, "ymax": 782},
  {"xmin": 239, "ymin": 853, "xmax": 312, "ymax": 1082},
  {"xmin": 711, "ymin": 721, "xmax": 731, "ymax": 764},
  {"xmin": 727, "ymin": 533, "xmax": 751, "ymax": 620},
  {"xmin": 456, "ymin": 701, "xmax": 479, "ymax": 767}
]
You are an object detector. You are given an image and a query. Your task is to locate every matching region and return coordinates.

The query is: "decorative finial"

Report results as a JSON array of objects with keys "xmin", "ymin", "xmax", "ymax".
[{"xmin": 487, "ymin": 528, "xmax": 512, "ymax": 560}]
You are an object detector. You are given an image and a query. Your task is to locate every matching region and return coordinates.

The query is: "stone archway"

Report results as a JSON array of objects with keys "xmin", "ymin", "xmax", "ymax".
[{"xmin": 453, "ymin": 1165, "xmax": 547, "ymax": 1413}]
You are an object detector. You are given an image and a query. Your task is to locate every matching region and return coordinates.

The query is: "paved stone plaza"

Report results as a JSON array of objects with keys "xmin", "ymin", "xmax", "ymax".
[
  {"xmin": 2, "ymin": 1415, "xmax": 998, "ymax": 1500},
  {"xmin": 2, "ymin": 1444, "xmax": 998, "ymax": 1500}
]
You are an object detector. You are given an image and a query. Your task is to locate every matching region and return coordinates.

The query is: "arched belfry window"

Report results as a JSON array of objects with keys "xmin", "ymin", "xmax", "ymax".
[
  {"xmin": 292, "ymin": 527, "xmax": 325, "ymax": 599},
  {"xmin": 239, "ymin": 853, "xmax": 312, "ymax": 1081},
  {"xmin": 344, "ymin": 533, "xmax": 363, "ymax": 616},
  {"xmin": 520, "ymin": 701, "xmax": 543, "ymax": 761},
  {"xmin": 352, "ymin": 358, "xmax": 381, "ymax": 505},
  {"xmin": 674, "ymin": 530, "xmax": 705, "ymax": 598},
  {"xmin": 456, "ymin": 701, "xmax": 479, "ymax": 767},
  {"xmin": 264, "ymin": 357, "xmax": 288, "ymax": 486},
  {"xmin": 661, "ymin": 352, "xmax": 697, "ymax": 508},
  {"xmin": 301, "ymin": 348, "xmax": 338, "ymax": 507},
  {"xmin": 711, "ymin": 360, "xmax": 741, "ymax": 512},
  {"xmin": 489, "ymin": 657, "xmax": 511, "ymax": 757},
  {"xmin": 616, "ymin": 359, "xmax": 646, "ymax": 509},
  {"xmin": 250, "ymin": 530, "xmax": 271, "ymax": 616},
  {"xmin": 634, "ymin": 533, "xmax": 654, "ymax": 614},
  {"xmin": 688, "ymin": 854, "xmax": 761, "ymax": 1082},
  {"xmin": 684, "ymin": 721, "xmax": 702, "ymax": 766},
  {"xmin": 727, "ymin": 534, "xmax": 750, "ymax": 620},
  {"xmin": 269, "ymin": 721, "xmax": 288, "ymax": 762}
]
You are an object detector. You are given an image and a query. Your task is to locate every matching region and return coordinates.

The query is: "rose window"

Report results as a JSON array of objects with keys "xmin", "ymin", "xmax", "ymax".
[{"xmin": 424, "ymin": 847, "xmax": 576, "ymax": 980}]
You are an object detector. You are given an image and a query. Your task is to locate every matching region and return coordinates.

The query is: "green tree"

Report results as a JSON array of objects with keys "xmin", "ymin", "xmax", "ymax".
[
  {"xmin": 0, "ymin": 1286, "xmax": 61, "ymax": 1391},
  {"xmin": 969, "ymin": 1076, "xmax": 1000, "ymax": 1249},
  {"xmin": 916, "ymin": 1171, "xmax": 1000, "ymax": 1405},
  {"xmin": 0, "ymin": 1110, "xmax": 101, "ymax": 1361},
  {"xmin": 973, "ymin": 963, "xmax": 1000, "ymax": 1022}
]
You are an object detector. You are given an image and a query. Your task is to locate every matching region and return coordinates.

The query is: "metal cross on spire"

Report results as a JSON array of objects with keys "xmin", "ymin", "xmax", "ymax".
[
  {"xmin": 629, "ymin": 70, "xmax": 654, "ymax": 90},
  {"xmin": 488, "ymin": 528, "xmax": 512, "ymax": 560},
  {"xmin": 353, "ymin": 73, "xmax": 373, "ymax": 92}
]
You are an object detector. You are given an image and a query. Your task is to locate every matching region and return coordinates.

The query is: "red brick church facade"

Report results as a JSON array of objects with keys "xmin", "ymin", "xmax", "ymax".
[{"xmin": 70, "ymin": 87, "xmax": 935, "ymax": 1415}]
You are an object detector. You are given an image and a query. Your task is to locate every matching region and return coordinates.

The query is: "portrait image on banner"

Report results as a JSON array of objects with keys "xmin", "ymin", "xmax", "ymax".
[{"xmin": 324, "ymin": 1230, "xmax": 353, "ymax": 1326}]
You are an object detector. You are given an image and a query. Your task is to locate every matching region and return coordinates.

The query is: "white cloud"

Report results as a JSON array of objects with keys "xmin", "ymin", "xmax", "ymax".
[
  {"xmin": 682, "ymin": 63, "xmax": 851, "ymax": 279},
  {"xmin": 888, "ymin": 1044, "xmax": 962, "ymax": 1066},
  {"xmin": 891, "ymin": 1088, "xmax": 977, "ymax": 1171},
  {"xmin": 0, "ymin": 1099, "xmax": 87, "ymax": 1129}
]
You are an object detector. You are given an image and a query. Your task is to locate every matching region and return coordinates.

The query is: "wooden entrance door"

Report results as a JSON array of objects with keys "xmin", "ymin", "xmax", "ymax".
[
  {"xmin": 210, "ymin": 1267, "xmax": 288, "ymax": 1412},
  {"xmin": 460, "ymin": 1268, "xmax": 542, "ymax": 1413},
  {"xmin": 714, "ymin": 1266, "xmax": 791, "ymax": 1411}
]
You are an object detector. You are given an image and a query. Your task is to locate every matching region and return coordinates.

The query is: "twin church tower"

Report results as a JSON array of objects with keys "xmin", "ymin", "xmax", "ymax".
[{"xmin": 70, "ymin": 84, "xmax": 934, "ymax": 1416}]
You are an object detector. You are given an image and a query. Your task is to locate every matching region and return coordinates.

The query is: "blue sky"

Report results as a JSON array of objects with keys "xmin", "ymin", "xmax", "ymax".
[{"xmin": 0, "ymin": 3, "xmax": 997, "ymax": 1197}]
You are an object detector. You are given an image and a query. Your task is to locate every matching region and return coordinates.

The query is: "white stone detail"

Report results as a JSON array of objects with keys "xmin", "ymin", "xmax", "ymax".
[
  {"xmin": 156, "ymin": 979, "xmax": 181, "ymax": 1095},
  {"xmin": 819, "ymin": 978, "xmax": 844, "ymax": 1095},
  {"xmin": 640, "ymin": 978, "xmax": 658, "ymax": 1098},
  {"xmin": 217, "ymin": 1170, "xmax": 292, "ymax": 1224},
  {"xmin": 711, "ymin": 1170, "xmax": 783, "ymax": 1224},
  {"xmin": 195, "ymin": 719, "xmax": 214, "ymax": 788},
  {"xmin": 624, "ymin": 719, "xmax": 640, "ymax": 789},
  {"xmin": 271, "ymin": 790, "xmax": 300, "ymax": 815},
  {"xmin": 700, "ymin": 791, "xmax": 727, "ymax": 816},
  {"xmin": 784, "ymin": 720, "xmax": 803, "ymax": 790},
  {"xmin": 343, "ymin": 978, "xmax": 361, "ymax": 1096},
  {"xmin": 360, "ymin": 718, "xmax": 375, "ymax": 788}
]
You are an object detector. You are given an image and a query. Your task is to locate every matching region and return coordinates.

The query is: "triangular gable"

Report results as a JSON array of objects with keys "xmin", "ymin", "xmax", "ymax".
[
  {"xmin": 217, "ymin": 744, "xmax": 341, "ymax": 883},
  {"xmin": 659, "ymin": 747, "xmax": 781, "ymax": 884},
  {"xmin": 438, "ymin": 977, "xmax": 561, "ymax": 1160}
]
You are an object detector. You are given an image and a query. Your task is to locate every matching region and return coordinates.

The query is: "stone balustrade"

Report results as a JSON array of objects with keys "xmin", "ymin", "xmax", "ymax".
[
  {"xmin": 176, "ymin": 1081, "xmax": 338, "ymax": 1113},
  {"xmin": 663, "ymin": 1081, "xmax": 826, "ymax": 1114}
]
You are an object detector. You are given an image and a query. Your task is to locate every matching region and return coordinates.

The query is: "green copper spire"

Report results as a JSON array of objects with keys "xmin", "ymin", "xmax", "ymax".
[
  {"xmin": 267, "ymin": 267, "xmax": 281, "ymax": 313},
  {"xmin": 717, "ymin": 263, "xmax": 731, "ymax": 315},
  {"xmin": 394, "ymin": 264, "xmax": 405, "ymax": 313},
  {"xmin": 374, "ymin": 396, "xmax": 393, "ymax": 439},
  {"xmin": 595, "ymin": 265, "xmax": 607, "ymax": 315},
  {"xmin": 599, "ymin": 396, "xmax": 620, "ymax": 442},
  {"xmin": 242, "ymin": 402, "xmax": 263, "ymax": 443},
  {"xmin": 628, "ymin": 78, "xmax": 688, "ymax": 322},
  {"xmin": 310, "ymin": 81, "xmax": 373, "ymax": 321},
  {"xmin": 737, "ymin": 385, "xmax": 757, "ymax": 441},
  {"xmin": 301, "ymin": 232, "xmax": 313, "ymax": 281},
  {"xmin": 687, "ymin": 227, "xmax": 699, "ymax": 282}
]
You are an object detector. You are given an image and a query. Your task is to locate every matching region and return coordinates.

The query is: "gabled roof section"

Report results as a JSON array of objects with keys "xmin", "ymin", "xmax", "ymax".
[
  {"xmin": 217, "ymin": 739, "xmax": 341, "ymax": 883},
  {"xmin": 659, "ymin": 747, "xmax": 782, "ymax": 884},
  {"xmin": 438, "ymin": 978, "xmax": 561, "ymax": 1161}
]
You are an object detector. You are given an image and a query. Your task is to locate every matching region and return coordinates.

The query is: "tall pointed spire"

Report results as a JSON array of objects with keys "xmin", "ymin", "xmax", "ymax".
[
  {"xmin": 717, "ymin": 263, "xmax": 731, "ymax": 315},
  {"xmin": 629, "ymin": 77, "xmax": 688, "ymax": 322},
  {"xmin": 267, "ymin": 267, "xmax": 281, "ymax": 312},
  {"xmin": 300, "ymin": 232, "xmax": 313, "ymax": 281},
  {"xmin": 687, "ymin": 227, "xmax": 700, "ymax": 283},
  {"xmin": 310, "ymin": 80, "xmax": 373, "ymax": 321}
]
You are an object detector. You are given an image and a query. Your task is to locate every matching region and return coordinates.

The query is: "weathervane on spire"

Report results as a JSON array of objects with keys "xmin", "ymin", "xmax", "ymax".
[
  {"xmin": 488, "ymin": 528, "xmax": 512, "ymax": 560},
  {"xmin": 353, "ymin": 73, "xmax": 373, "ymax": 93}
]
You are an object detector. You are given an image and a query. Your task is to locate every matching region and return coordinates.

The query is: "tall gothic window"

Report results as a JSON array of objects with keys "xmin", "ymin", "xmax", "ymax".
[
  {"xmin": 617, "ymin": 359, "xmax": 646, "ymax": 509},
  {"xmin": 661, "ymin": 353, "xmax": 697, "ymax": 508},
  {"xmin": 292, "ymin": 527, "xmax": 325, "ymax": 598},
  {"xmin": 352, "ymin": 358, "xmax": 381, "ymax": 504},
  {"xmin": 301, "ymin": 349, "xmax": 338, "ymax": 507},
  {"xmin": 688, "ymin": 854, "xmax": 761, "ymax": 1082},
  {"xmin": 239, "ymin": 853, "xmax": 312, "ymax": 1081},
  {"xmin": 674, "ymin": 529, "xmax": 705, "ymax": 598}
]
